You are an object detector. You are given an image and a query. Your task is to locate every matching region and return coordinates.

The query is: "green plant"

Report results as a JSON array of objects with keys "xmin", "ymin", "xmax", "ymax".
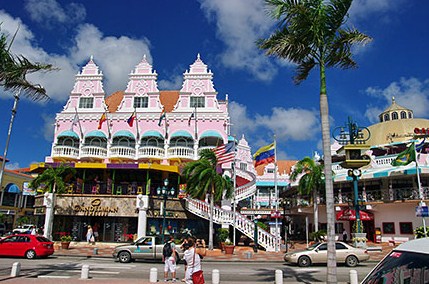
[
  {"xmin": 60, "ymin": 235, "xmax": 72, "ymax": 242},
  {"xmin": 256, "ymin": 221, "xmax": 269, "ymax": 231},
  {"xmin": 415, "ymin": 226, "xmax": 428, "ymax": 238},
  {"xmin": 224, "ymin": 239, "xmax": 233, "ymax": 245},
  {"xmin": 310, "ymin": 230, "xmax": 327, "ymax": 241},
  {"xmin": 217, "ymin": 228, "xmax": 229, "ymax": 242}
]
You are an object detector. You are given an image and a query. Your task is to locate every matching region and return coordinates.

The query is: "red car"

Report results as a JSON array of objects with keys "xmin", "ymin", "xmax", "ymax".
[{"xmin": 0, "ymin": 234, "xmax": 54, "ymax": 259}]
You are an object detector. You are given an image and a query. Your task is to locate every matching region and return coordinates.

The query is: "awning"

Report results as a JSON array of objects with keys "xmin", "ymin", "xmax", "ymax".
[
  {"xmin": 142, "ymin": 130, "xmax": 163, "ymax": 139},
  {"xmin": 336, "ymin": 208, "xmax": 373, "ymax": 221},
  {"xmin": 200, "ymin": 130, "xmax": 223, "ymax": 139},
  {"xmin": 113, "ymin": 130, "xmax": 135, "ymax": 139},
  {"xmin": 57, "ymin": 130, "xmax": 79, "ymax": 139},
  {"xmin": 85, "ymin": 130, "xmax": 107, "ymax": 138},
  {"xmin": 170, "ymin": 130, "xmax": 192, "ymax": 139},
  {"xmin": 5, "ymin": 183, "xmax": 20, "ymax": 193}
]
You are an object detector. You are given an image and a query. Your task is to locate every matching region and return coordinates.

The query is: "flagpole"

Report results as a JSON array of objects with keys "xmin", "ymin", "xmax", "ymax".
[
  {"xmin": 134, "ymin": 109, "xmax": 140, "ymax": 141},
  {"xmin": 274, "ymin": 135, "xmax": 279, "ymax": 252},
  {"xmin": 194, "ymin": 105, "xmax": 198, "ymax": 140},
  {"xmin": 232, "ymin": 138, "xmax": 237, "ymax": 246},
  {"xmin": 414, "ymin": 140, "xmax": 427, "ymax": 235},
  {"xmin": 74, "ymin": 107, "xmax": 84, "ymax": 139},
  {"xmin": 104, "ymin": 107, "xmax": 111, "ymax": 139}
]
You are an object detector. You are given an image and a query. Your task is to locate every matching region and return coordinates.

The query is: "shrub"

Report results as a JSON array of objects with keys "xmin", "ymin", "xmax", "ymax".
[
  {"xmin": 310, "ymin": 230, "xmax": 327, "ymax": 241},
  {"xmin": 60, "ymin": 235, "xmax": 72, "ymax": 242},
  {"xmin": 217, "ymin": 228, "xmax": 229, "ymax": 242},
  {"xmin": 415, "ymin": 226, "xmax": 428, "ymax": 239}
]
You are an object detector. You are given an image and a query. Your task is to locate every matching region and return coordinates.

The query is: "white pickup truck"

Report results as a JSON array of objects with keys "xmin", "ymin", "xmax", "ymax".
[
  {"xmin": 112, "ymin": 236, "xmax": 183, "ymax": 263},
  {"xmin": 12, "ymin": 224, "xmax": 35, "ymax": 234}
]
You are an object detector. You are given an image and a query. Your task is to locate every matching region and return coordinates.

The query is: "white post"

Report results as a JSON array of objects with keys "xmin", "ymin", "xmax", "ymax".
[
  {"xmin": 149, "ymin": 267, "xmax": 158, "ymax": 283},
  {"xmin": 43, "ymin": 192, "xmax": 55, "ymax": 240},
  {"xmin": 212, "ymin": 269, "xmax": 220, "ymax": 284},
  {"xmin": 305, "ymin": 215, "xmax": 309, "ymax": 248},
  {"xmin": 136, "ymin": 195, "xmax": 149, "ymax": 238},
  {"xmin": 10, "ymin": 262, "xmax": 20, "ymax": 277},
  {"xmin": 349, "ymin": 269, "xmax": 358, "ymax": 284},
  {"xmin": 275, "ymin": 269, "xmax": 283, "ymax": 284},
  {"xmin": 81, "ymin": 264, "xmax": 89, "ymax": 279}
]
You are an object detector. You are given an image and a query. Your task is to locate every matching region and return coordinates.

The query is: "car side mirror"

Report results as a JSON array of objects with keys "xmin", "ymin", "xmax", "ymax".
[{"xmin": 315, "ymin": 248, "xmax": 319, "ymax": 252}]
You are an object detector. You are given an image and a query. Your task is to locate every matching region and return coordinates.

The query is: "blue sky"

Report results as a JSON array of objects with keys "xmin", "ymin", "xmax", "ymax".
[{"xmin": 1, "ymin": 0, "xmax": 429, "ymax": 169}]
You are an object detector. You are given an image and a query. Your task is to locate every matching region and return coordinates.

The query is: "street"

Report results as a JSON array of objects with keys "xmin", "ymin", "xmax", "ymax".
[{"xmin": 0, "ymin": 256, "xmax": 376, "ymax": 283}]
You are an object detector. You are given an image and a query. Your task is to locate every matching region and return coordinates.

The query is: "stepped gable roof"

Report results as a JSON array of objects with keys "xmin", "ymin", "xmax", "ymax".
[
  {"xmin": 159, "ymin": 90, "xmax": 180, "ymax": 113},
  {"xmin": 255, "ymin": 160, "xmax": 297, "ymax": 176},
  {"xmin": 105, "ymin": 91, "xmax": 124, "ymax": 113}
]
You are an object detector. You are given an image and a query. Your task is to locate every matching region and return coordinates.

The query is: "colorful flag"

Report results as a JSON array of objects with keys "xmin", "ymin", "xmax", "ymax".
[
  {"xmin": 127, "ymin": 111, "xmax": 136, "ymax": 127},
  {"xmin": 98, "ymin": 113, "xmax": 106, "ymax": 129},
  {"xmin": 253, "ymin": 143, "xmax": 275, "ymax": 167},
  {"xmin": 213, "ymin": 142, "xmax": 235, "ymax": 164},
  {"xmin": 391, "ymin": 143, "xmax": 416, "ymax": 166},
  {"xmin": 158, "ymin": 108, "xmax": 166, "ymax": 126},
  {"xmin": 70, "ymin": 113, "xmax": 79, "ymax": 130},
  {"xmin": 188, "ymin": 111, "xmax": 195, "ymax": 126}
]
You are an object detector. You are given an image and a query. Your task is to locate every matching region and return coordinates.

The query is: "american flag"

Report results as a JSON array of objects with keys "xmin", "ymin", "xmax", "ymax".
[{"xmin": 213, "ymin": 142, "xmax": 235, "ymax": 164}]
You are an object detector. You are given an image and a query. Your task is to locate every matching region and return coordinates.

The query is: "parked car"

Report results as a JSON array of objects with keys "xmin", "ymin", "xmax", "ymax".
[
  {"xmin": 361, "ymin": 237, "xmax": 429, "ymax": 284},
  {"xmin": 283, "ymin": 241, "xmax": 370, "ymax": 267},
  {"xmin": 0, "ymin": 234, "xmax": 54, "ymax": 259},
  {"xmin": 12, "ymin": 224, "xmax": 35, "ymax": 234},
  {"xmin": 113, "ymin": 236, "xmax": 184, "ymax": 263}
]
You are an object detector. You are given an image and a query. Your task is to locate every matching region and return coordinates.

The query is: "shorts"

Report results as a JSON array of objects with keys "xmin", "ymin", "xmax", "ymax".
[{"xmin": 164, "ymin": 256, "xmax": 176, "ymax": 273}]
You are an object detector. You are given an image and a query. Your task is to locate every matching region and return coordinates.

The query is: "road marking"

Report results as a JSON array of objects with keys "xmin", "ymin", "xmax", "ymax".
[
  {"xmin": 68, "ymin": 270, "xmax": 120, "ymax": 275},
  {"xmin": 38, "ymin": 276, "xmax": 72, "ymax": 279}
]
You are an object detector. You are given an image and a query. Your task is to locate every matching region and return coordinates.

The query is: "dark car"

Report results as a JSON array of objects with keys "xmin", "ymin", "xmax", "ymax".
[{"xmin": 0, "ymin": 234, "xmax": 54, "ymax": 259}]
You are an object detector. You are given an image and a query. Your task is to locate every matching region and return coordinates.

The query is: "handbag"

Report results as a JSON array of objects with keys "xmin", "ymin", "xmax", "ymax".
[{"xmin": 191, "ymin": 248, "xmax": 205, "ymax": 284}]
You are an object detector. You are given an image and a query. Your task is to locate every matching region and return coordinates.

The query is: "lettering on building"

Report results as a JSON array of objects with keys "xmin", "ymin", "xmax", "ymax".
[{"xmin": 73, "ymin": 198, "xmax": 119, "ymax": 216}]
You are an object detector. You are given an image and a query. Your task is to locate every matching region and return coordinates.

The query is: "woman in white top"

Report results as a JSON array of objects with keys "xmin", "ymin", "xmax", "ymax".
[{"xmin": 183, "ymin": 238, "xmax": 202, "ymax": 284}]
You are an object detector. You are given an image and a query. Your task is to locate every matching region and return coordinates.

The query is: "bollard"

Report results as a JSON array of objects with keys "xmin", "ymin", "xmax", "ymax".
[
  {"xmin": 212, "ymin": 269, "xmax": 220, "ymax": 284},
  {"xmin": 149, "ymin": 267, "xmax": 157, "ymax": 283},
  {"xmin": 245, "ymin": 251, "xmax": 253, "ymax": 259},
  {"xmin": 349, "ymin": 269, "xmax": 358, "ymax": 284},
  {"xmin": 81, "ymin": 264, "xmax": 90, "ymax": 279},
  {"xmin": 93, "ymin": 248, "xmax": 98, "ymax": 255},
  {"xmin": 275, "ymin": 269, "xmax": 283, "ymax": 284},
  {"xmin": 10, "ymin": 262, "xmax": 21, "ymax": 277}
]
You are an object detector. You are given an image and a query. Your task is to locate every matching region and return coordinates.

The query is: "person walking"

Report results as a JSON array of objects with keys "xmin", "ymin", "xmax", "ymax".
[
  {"xmin": 183, "ymin": 237, "xmax": 204, "ymax": 284},
  {"xmin": 86, "ymin": 225, "xmax": 95, "ymax": 244},
  {"xmin": 30, "ymin": 226, "xmax": 37, "ymax": 235},
  {"xmin": 342, "ymin": 229, "xmax": 348, "ymax": 242},
  {"xmin": 162, "ymin": 235, "xmax": 177, "ymax": 282}
]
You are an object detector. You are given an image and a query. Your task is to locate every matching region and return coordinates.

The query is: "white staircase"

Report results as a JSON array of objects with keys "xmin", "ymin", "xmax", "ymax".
[{"xmin": 184, "ymin": 169, "xmax": 280, "ymax": 252}]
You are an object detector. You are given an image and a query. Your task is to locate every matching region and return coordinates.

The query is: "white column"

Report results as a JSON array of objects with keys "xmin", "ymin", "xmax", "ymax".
[
  {"xmin": 43, "ymin": 192, "xmax": 55, "ymax": 240},
  {"xmin": 136, "ymin": 195, "xmax": 149, "ymax": 238}
]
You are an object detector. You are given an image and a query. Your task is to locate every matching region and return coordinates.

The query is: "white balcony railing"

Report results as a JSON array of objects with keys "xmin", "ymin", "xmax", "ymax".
[
  {"xmin": 109, "ymin": 146, "xmax": 136, "ymax": 160},
  {"xmin": 80, "ymin": 145, "xmax": 108, "ymax": 159},
  {"xmin": 167, "ymin": 146, "xmax": 194, "ymax": 160},
  {"xmin": 52, "ymin": 145, "xmax": 79, "ymax": 159},
  {"xmin": 138, "ymin": 146, "xmax": 165, "ymax": 159}
]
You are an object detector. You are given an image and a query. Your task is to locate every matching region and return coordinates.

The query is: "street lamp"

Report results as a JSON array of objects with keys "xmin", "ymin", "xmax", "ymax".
[{"xmin": 156, "ymin": 178, "xmax": 175, "ymax": 244}]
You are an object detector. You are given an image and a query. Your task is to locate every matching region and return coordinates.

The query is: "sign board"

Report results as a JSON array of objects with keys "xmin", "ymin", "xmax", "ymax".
[
  {"xmin": 416, "ymin": 206, "xmax": 429, "ymax": 217},
  {"xmin": 22, "ymin": 182, "xmax": 36, "ymax": 196}
]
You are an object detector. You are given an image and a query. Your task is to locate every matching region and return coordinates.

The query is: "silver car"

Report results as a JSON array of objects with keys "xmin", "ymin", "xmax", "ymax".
[
  {"xmin": 112, "ymin": 236, "xmax": 184, "ymax": 263},
  {"xmin": 284, "ymin": 241, "xmax": 370, "ymax": 267}
]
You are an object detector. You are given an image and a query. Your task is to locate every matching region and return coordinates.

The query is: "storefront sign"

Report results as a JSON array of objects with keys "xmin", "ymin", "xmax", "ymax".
[
  {"xmin": 73, "ymin": 198, "xmax": 119, "ymax": 216},
  {"xmin": 416, "ymin": 205, "xmax": 429, "ymax": 217}
]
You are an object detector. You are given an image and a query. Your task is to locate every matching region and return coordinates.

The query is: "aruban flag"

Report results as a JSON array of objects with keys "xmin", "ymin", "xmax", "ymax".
[
  {"xmin": 391, "ymin": 143, "xmax": 416, "ymax": 166},
  {"xmin": 158, "ymin": 108, "xmax": 166, "ymax": 126},
  {"xmin": 127, "ymin": 111, "xmax": 136, "ymax": 127},
  {"xmin": 253, "ymin": 143, "xmax": 275, "ymax": 167},
  {"xmin": 213, "ymin": 142, "xmax": 235, "ymax": 165},
  {"xmin": 98, "ymin": 113, "xmax": 106, "ymax": 129}
]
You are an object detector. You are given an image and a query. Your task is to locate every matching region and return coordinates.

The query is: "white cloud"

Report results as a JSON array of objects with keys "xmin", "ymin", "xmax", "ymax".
[
  {"xmin": 349, "ymin": 0, "xmax": 403, "ymax": 19},
  {"xmin": 199, "ymin": 0, "xmax": 277, "ymax": 81},
  {"xmin": 41, "ymin": 113, "xmax": 56, "ymax": 141},
  {"xmin": 159, "ymin": 74, "xmax": 183, "ymax": 90},
  {"xmin": 229, "ymin": 101, "xmax": 256, "ymax": 137},
  {"xmin": 364, "ymin": 77, "xmax": 429, "ymax": 123},
  {"xmin": 5, "ymin": 162, "xmax": 20, "ymax": 170},
  {"xmin": 24, "ymin": 0, "xmax": 86, "ymax": 27}
]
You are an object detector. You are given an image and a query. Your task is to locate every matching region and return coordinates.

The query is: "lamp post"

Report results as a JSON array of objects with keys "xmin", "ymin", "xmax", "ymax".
[{"xmin": 156, "ymin": 178, "xmax": 175, "ymax": 244}]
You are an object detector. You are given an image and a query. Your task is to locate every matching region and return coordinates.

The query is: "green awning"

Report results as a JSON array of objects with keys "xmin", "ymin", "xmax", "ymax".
[
  {"xmin": 85, "ymin": 130, "xmax": 107, "ymax": 138},
  {"xmin": 200, "ymin": 130, "xmax": 223, "ymax": 139},
  {"xmin": 170, "ymin": 130, "xmax": 193, "ymax": 138},
  {"xmin": 113, "ymin": 130, "xmax": 135, "ymax": 139},
  {"xmin": 57, "ymin": 130, "xmax": 79, "ymax": 139},
  {"xmin": 142, "ymin": 130, "xmax": 163, "ymax": 139}
]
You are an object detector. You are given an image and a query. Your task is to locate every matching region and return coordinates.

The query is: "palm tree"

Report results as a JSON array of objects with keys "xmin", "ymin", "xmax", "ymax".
[
  {"xmin": 258, "ymin": 0, "xmax": 371, "ymax": 282},
  {"xmin": 29, "ymin": 164, "xmax": 75, "ymax": 239},
  {"xmin": 290, "ymin": 156, "xmax": 324, "ymax": 233},
  {"xmin": 182, "ymin": 149, "xmax": 233, "ymax": 250}
]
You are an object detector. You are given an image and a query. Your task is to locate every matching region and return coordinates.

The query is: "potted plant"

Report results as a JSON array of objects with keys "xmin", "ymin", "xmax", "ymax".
[
  {"xmin": 217, "ymin": 228, "xmax": 229, "ymax": 251},
  {"xmin": 224, "ymin": 239, "xmax": 235, "ymax": 255},
  {"xmin": 60, "ymin": 235, "xmax": 72, "ymax": 249}
]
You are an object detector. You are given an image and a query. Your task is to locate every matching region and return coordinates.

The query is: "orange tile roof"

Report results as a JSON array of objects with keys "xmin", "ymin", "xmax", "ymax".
[
  {"xmin": 255, "ymin": 160, "xmax": 298, "ymax": 176},
  {"xmin": 105, "ymin": 91, "xmax": 124, "ymax": 113}
]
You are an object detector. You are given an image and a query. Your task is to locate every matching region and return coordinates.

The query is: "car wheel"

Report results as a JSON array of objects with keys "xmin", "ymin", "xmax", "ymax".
[
  {"xmin": 25, "ymin": 250, "xmax": 36, "ymax": 259},
  {"xmin": 346, "ymin": 255, "xmax": 358, "ymax": 267},
  {"xmin": 118, "ymin": 251, "xmax": 132, "ymax": 263},
  {"xmin": 298, "ymin": 255, "xmax": 311, "ymax": 267}
]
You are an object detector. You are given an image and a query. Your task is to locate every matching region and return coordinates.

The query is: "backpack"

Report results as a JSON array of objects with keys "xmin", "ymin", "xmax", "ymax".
[{"xmin": 163, "ymin": 241, "xmax": 173, "ymax": 258}]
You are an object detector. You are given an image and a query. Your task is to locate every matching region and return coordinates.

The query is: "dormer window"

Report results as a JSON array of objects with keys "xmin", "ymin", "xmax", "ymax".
[
  {"xmin": 384, "ymin": 114, "xmax": 390, "ymax": 121},
  {"xmin": 392, "ymin": 112, "xmax": 398, "ymax": 120},
  {"xmin": 134, "ymin": 97, "xmax": 148, "ymax": 108},
  {"xmin": 190, "ymin": 96, "xmax": 205, "ymax": 108},
  {"xmin": 400, "ymin": 111, "xmax": 407, "ymax": 119},
  {"xmin": 267, "ymin": 168, "xmax": 275, "ymax": 174},
  {"xmin": 79, "ymin": 97, "xmax": 94, "ymax": 108}
]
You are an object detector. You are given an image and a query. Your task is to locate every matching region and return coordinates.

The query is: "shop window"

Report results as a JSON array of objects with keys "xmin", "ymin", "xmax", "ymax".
[
  {"xmin": 382, "ymin": 222, "xmax": 395, "ymax": 234},
  {"xmin": 399, "ymin": 222, "xmax": 413, "ymax": 234}
]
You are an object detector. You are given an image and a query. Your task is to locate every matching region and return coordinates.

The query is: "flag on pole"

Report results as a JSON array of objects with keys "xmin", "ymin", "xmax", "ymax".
[
  {"xmin": 213, "ymin": 142, "xmax": 235, "ymax": 165},
  {"xmin": 188, "ymin": 111, "xmax": 195, "ymax": 126},
  {"xmin": 253, "ymin": 143, "xmax": 275, "ymax": 167},
  {"xmin": 70, "ymin": 113, "xmax": 79, "ymax": 130},
  {"xmin": 158, "ymin": 108, "xmax": 166, "ymax": 126},
  {"xmin": 391, "ymin": 143, "xmax": 416, "ymax": 166},
  {"xmin": 98, "ymin": 113, "xmax": 106, "ymax": 129},
  {"xmin": 127, "ymin": 111, "xmax": 136, "ymax": 127}
]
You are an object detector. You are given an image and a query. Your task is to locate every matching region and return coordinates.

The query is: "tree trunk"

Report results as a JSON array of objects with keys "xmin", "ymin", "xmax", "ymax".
[
  {"xmin": 320, "ymin": 64, "xmax": 337, "ymax": 283},
  {"xmin": 209, "ymin": 192, "xmax": 214, "ymax": 250},
  {"xmin": 313, "ymin": 190, "xmax": 319, "ymax": 232}
]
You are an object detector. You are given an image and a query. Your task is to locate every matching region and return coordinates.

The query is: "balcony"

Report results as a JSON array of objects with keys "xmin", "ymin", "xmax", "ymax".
[
  {"xmin": 80, "ymin": 145, "xmax": 107, "ymax": 160},
  {"xmin": 138, "ymin": 146, "xmax": 165, "ymax": 160},
  {"xmin": 52, "ymin": 145, "xmax": 79, "ymax": 160},
  {"xmin": 109, "ymin": 146, "xmax": 136, "ymax": 160},
  {"xmin": 167, "ymin": 146, "xmax": 194, "ymax": 160}
]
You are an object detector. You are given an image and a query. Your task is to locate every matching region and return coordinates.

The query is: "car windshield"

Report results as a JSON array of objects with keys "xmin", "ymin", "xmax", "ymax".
[
  {"xmin": 36, "ymin": 236, "xmax": 51, "ymax": 242},
  {"xmin": 307, "ymin": 242, "xmax": 321, "ymax": 250},
  {"xmin": 362, "ymin": 250, "xmax": 429, "ymax": 284}
]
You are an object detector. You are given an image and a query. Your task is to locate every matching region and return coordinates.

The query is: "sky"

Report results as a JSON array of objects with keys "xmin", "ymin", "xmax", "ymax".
[{"xmin": 1, "ymin": 0, "xmax": 429, "ymax": 170}]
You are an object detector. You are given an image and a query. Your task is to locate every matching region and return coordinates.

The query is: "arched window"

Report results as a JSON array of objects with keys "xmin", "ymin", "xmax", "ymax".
[
  {"xmin": 400, "ymin": 111, "xmax": 407, "ymax": 119},
  {"xmin": 408, "ymin": 112, "xmax": 412, "ymax": 119},
  {"xmin": 384, "ymin": 114, "xmax": 390, "ymax": 121},
  {"xmin": 392, "ymin": 112, "xmax": 398, "ymax": 120}
]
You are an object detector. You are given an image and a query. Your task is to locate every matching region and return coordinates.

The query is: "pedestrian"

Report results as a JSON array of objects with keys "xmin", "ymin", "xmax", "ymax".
[
  {"xmin": 30, "ymin": 226, "xmax": 37, "ymax": 235},
  {"xmin": 183, "ymin": 237, "xmax": 204, "ymax": 284},
  {"xmin": 86, "ymin": 225, "xmax": 95, "ymax": 244},
  {"xmin": 162, "ymin": 235, "xmax": 177, "ymax": 282},
  {"xmin": 342, "ymin": 229, "xmax": 348, "ymax": 242}
]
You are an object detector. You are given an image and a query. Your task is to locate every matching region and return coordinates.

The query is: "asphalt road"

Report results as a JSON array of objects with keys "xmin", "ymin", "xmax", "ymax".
[{"xmin": 0, "ymin": 256, "xmax": 376, "ymax": 283}]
